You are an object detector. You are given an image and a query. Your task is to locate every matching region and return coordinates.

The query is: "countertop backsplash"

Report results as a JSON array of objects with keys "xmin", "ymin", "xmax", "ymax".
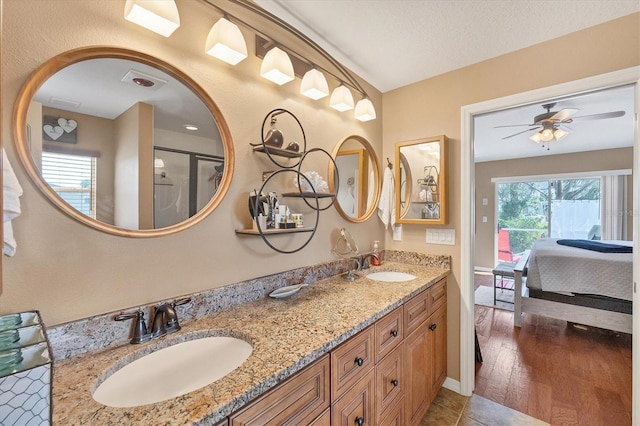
[{"xmin": 45, "ymin": 250, "xmax": 451, "ymax": 361}]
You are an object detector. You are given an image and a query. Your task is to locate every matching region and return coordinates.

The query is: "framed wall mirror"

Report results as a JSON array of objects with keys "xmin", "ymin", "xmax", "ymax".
[
  {"xmin": 395, "ymin": 135, "xmax": 447, "ymax": 224},
  {"xmin": 328, "ymin": 135, "xmax": 381, "ymax": 222},
  {"xmin": 12, "ymin": 46, "xmax": 234, "ymax": 237}
]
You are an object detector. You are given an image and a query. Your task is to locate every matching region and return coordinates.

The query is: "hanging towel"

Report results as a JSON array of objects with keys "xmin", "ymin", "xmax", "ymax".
[
  {"xmin": 377, "ymin": 167, "xmax": 396, "ymax": 229},
  {"xmin": 3, "ymin": 148, "xmax": 24, "ymax": 256}
]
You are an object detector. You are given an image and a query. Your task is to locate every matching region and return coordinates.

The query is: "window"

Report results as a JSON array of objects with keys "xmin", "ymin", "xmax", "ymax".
[{"xmin": 41, "ymin": 151, "xmax": 97, "ymax": 218}]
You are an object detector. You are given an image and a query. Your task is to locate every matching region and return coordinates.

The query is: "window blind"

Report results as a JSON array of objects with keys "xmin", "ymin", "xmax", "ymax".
[{"xmin": 41, "ymin": 151, "xmax": 97, "ymax": 218}]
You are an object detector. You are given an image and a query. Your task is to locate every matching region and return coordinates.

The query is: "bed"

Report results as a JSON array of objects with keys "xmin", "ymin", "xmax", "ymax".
[{"xmin": 514, "ymin": 238, "xmax": 633, "ymax": 334}]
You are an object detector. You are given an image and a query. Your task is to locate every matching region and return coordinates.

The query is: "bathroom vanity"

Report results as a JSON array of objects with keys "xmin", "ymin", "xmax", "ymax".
[{"xmin": 52, "ymin": 259, "xmax": 449, "ymax": 425}]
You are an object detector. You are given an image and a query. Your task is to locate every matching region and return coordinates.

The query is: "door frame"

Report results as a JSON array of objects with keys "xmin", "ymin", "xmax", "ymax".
[{"xmin": 459, "ymin": 66, "xmax": 640, "ymax": 420}]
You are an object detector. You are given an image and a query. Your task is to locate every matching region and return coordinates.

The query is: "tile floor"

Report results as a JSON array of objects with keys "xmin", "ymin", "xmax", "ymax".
[{"xmin": 420, "ymin": 387, "xmax": 549, "ymax": 425}]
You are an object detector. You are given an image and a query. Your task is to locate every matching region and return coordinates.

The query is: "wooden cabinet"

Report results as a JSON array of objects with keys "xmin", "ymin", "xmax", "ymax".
[
  {"xmin": 331, "ymin": 325, "xmax": 375, "ymax": 401},
  {"xmin": 331, "ymin": 371, "xmax": 375, "ymax": 426},
  {"xmin": 229, "ymin": 355, "xmax": 330, "ymax": 426},
  {"xmin": 429, "ymin": 305, "xmax": 447, "ymax": 402},
  {"xmin": 405, "ymin": 278, "xmax": 447, "ymax": 426},
  {"xmin": 375, "ymin": 343, "xmax": 404, "ymax": 424},
  {"xmin": 227, "ymin": 278, "xmax": 447, "ymax": 426},
  {"xmin": 374, "ymin": 306, "xmax": 403, "ymax": 363}
]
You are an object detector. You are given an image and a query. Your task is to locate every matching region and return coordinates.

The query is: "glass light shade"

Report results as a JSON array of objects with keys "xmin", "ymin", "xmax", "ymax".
[
  {"xmin": 540, "ymin": 127, "xmax": 554, "ymax": 142},
  {"xmin": 260, "ymin": 47, "xmax": 295, "ymax": 85},
  {"xmin": 300, "ymin": 69, "xmax": 329, "ymax": 100},
  {"xmin": 330, "ymin": 85, "xmax": 354, "ymax": 112},
  {"xmin": 354, "ymin": 98, "xmax": 376, "ymax": 122},
  {"xmin": 124, "ymin": 0, "xmax": 180, "ymax": 37},
  {"xmin": 529, "ymin": 132, "xmax": 542, "ymax": 143},
  {"xmin": 154, "ymin": 158, "xmax": 165, "ymax": 168},
  {"xmin": 205, "ymin": 17, "xmax": 247, "ymax": 65},
  {"xmin": 553, "ymin": 129, "xmax": 569, "ymax": 141}
]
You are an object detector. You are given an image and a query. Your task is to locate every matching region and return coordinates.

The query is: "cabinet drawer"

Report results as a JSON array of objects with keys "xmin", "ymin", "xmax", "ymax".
[
  {"xmin": 376, "ymin": 343, "xmax": 404, "ymax": 424},
  {"xmin": 309, "ymin": 408, "xmax": 330, "ymax": 426},
  {"xmin": 230, "ymin": 355, "xmax": 330, "ymax": 426},
  {"xmin": 378, "ymin": 395, "xmax": 405, "ymax": 426},
  {"xmin": 375, "ymin": 306, "xmax": 403, "ymax": 363},
  {"xmin": 429, "ymin": 279, "xmax": 447, "ymax": 314},
  {"xmin": 404, "ymin": 288, "xmax": 430, "ymax": 336},
  {"xmin": 331, "ymin": 325, "xmax": 375, "ymax": 401},
  {"xmin": 331, "ymin": 371, "xmax": 375, "ymax": 426}
]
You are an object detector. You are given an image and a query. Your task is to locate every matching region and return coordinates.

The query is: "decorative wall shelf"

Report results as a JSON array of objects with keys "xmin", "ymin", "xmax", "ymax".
[{"xmin": 236, "ymin": 109, "xmax": 338, "ymax": 254}]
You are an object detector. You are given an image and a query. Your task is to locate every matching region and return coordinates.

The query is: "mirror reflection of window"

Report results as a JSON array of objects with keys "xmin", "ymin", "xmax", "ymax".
[{"xmin": 15, "ymin": 48, "xmax": 234, "ymax": 237}]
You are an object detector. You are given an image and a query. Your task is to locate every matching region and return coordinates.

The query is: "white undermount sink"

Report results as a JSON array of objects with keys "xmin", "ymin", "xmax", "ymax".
[
  {"xmin": 366, "ymin": 271, "xmax": 417, "ymax": 282},
  {"xmin": 92, "ymin": 336, "xmax": 252, "ymax": 407}
]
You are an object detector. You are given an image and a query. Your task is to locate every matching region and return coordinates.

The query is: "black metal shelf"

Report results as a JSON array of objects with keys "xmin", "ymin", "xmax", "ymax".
[
  {"xmin": 235, "ymin": 227, "xmax": 314, "ymax": 236},
  {"xmin": 250, "ymin": 144, "xmax": 303, "ymax": 159},
  {"xmin": 281, "ymin": 191, "xmax": 336, "ymax": 199}
]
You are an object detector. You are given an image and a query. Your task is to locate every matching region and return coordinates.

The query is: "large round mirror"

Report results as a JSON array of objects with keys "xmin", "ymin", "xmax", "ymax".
[
  {"xmin": 328, "ymin": 135, "xmax": 380, "ymax": 222},
  {"xmin": 13, "ymin": 47, "xmax": 234, "ymax": 237}
]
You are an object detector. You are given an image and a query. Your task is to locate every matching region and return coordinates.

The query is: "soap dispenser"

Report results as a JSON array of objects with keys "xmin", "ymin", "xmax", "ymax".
[{"xmin": 372, "ymin": 241, "xmax": 381, "ymax": 266}]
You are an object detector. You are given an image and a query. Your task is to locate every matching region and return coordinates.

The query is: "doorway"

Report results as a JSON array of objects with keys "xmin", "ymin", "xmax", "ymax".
[{"xmin": 459, "ymin": 67, "xmax": 640, "ymax": 422}]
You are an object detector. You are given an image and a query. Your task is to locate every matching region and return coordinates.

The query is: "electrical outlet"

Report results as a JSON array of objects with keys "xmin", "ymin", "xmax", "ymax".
[{"xmin": 482, "ymin": 198, "xmax": 488, "ymax": 206}]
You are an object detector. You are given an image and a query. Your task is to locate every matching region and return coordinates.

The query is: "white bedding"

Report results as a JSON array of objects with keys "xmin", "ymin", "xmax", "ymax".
[{"xmin": 525, "ymin": 238, "xmax": 633, "ymax": 301}]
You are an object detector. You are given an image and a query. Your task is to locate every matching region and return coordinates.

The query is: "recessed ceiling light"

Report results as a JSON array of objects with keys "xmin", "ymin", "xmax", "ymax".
[
  {"xmin": 133, "ymin": 77, "xmax": 155, "ymax": 87},
  {"xmin": 184, "ymin": 125, "xmax": 198, "ymax": 131}
]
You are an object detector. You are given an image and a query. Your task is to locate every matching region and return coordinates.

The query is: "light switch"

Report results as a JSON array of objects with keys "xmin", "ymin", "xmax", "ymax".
[
  {"xmin": 426, "ymin": 228, "xmax": 455, "ymax": 245},
  {"xmin": 482, "ymin": 216, "xmax": 488, "ymax": 223}
]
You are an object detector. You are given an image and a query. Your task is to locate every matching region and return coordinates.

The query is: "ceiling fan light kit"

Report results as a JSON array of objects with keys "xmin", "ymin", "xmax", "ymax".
[{"xmin": 499, "ymin": 102, "xmax": 625, "ymax": 150}]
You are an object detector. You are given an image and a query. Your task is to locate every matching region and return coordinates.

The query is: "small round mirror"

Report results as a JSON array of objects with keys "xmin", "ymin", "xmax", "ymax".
[
  {"xmin": 328, "ymin": 135, "xmax": 380, "ymax": 222},
  {"xmin": 13, "ymin": 47, "xmax": 234, "ymax": 237}
]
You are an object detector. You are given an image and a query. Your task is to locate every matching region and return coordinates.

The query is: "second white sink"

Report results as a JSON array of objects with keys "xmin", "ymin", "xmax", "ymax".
[
  {"xmin": 93, "ymin": 336, "xmax": 252, "ymax": 407},
  {"xmin": 366, "ymin": 271, "xmax": 417, "ymax": 282}
]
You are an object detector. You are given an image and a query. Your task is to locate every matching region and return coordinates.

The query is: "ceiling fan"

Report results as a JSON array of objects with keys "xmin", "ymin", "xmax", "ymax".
[{"xmin": 495, "ymin": 102, "xmax": 626, "ymax": 145}]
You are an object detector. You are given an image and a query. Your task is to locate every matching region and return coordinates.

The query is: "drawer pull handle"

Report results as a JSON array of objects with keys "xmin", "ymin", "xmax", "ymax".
[
  {"xmin": 355, "ymin": 416, "xmax": 365, "ymax": 426},
  {"xmin": 354, "ymin": 357, "xmax": 364, "ymax": 366},
  {"xmin": 391, "ymin": 379, "xmax": 399, "ymax": 387},
  {"xmin": 429, "ymin": 323, "xmax": 437, "ymax": 331},
  {"xmin": 390, "ymin": 329, "xmax": 398, "ymax": 337}
]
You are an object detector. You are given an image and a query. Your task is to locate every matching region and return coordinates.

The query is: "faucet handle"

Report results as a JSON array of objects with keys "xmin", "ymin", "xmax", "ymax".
[{"xmin": 115, "ymin": 310, "xmax": 150, "ymax": 344}]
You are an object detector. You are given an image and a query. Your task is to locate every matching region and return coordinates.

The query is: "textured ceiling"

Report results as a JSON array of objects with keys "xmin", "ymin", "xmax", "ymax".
[{"xmin": 254, "ymin": 0, "xmax": 640, "ymax": 93}]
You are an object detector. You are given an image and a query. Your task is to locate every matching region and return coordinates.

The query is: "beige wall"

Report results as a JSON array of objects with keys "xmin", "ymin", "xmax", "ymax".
[
  {"xmin": 1, "ymin": 0, "xmax": 382, "ymax": 323},
  {"xmin": 383, "ymin": 13, "xmax": 639, "ymax": 381},
  {"xmin": 474, "ymin": 148, "xmax": 634, "ymax": 269},
  {"xmin": 2, "ymin": 0, "xmax": 638, "ymax": 386}
]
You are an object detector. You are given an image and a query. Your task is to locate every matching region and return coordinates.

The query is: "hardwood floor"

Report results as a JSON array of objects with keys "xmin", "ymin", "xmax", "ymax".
[{"xmin": 474, "ymin": 274, "xmax": 632, "ymax": 425}]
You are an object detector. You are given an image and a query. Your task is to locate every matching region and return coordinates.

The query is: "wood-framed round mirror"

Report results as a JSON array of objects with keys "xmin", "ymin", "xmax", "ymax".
[
  {"xmin": 12, "ymin": 46, "xmax": 234, "ymax": 237},
  {"xmin": 328, "ymin": 135, "xmax": 380, "ymax": 222}
]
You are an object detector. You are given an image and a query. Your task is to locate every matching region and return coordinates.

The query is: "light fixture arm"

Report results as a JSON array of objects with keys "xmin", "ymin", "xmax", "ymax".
[{"xmin": 201, "ymin": 0, "xmax": 370, "ymax": 99}]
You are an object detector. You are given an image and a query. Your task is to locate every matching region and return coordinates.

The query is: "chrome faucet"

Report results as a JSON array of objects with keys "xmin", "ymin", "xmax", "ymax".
[
  {"xmin": 115, "ymin": 297, "xmax": 191, "ymax": 344},
  {"xmin": 359, "ymin": 252, "xmax": 381, "ymax": 270}
]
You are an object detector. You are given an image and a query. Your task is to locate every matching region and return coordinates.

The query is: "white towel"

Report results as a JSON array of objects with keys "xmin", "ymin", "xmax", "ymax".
[
  {"xmin": 3, "ymin": 148, "xmax": 24, "ymax": 257},
  {"xmin": 377, "ymin": 167, "xmax": 395, "ymax": 229}
]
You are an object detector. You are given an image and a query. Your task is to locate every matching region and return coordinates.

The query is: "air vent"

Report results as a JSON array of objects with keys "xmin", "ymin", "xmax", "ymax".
[
  {"xmin": 121, "ymin": 69, "xmax": 167, "ymax": 90},
  {"xmin": 50, "ymin": 97, "xmax": 81, "ymax": 109}
]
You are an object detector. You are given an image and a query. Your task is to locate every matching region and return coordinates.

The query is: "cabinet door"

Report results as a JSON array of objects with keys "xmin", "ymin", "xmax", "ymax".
[
  {"xmin": 230, "ymin": 355, "xmax": 330, "ymax": 426},
  {"xmin": 375, "ymin": 342, "xmax": 404, "ymax": 424},
  {"xmin": 404, "ymin": 321, "xmax": 430, "ymax": 426},
  {"xmin": 331, "ymin": 372, "xmax": 375, "ymax": 426},
  {"xmin": 429, "ymin": 306, "xmax": 447, "ymax": 402},
  {"xmin": 374, "ymin": 306, "xmax": 403, "ymax": 363},
  {"xmin": 331, "ymin": 325, "xmax": 375, "ymax": 401}
]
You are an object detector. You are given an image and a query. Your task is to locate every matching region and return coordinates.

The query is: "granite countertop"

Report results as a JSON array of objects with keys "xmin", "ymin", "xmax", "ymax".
[{"xmin": 52, "ymin": 261, "xmax": 449, "ymax": 425}]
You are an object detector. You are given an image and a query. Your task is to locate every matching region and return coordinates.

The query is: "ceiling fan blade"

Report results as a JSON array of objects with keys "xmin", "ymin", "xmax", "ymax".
[
  {"xmin": 501, "ymin": 127, "xmax": 540, "ymax": 140},
  {"xmin": 549, "ymin": 108, "xmax": 579, "ymax": 121},
  {"xmin": 494, "ymin": 124, "xmax": 536, "ymax": 128},
  {"xmin": 571, "ymin": 111, "xmax": 626, "ymax": 121}
]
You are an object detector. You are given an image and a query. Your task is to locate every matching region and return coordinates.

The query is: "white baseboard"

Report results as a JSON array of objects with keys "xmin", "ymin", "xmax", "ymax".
[
  {"xmin": 442, "ymin": 377, "xmax": 465, "ymax": 395},
  {"xmin": 474, "ymin": 266, "xmax": 493, "ymax": 274}
]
